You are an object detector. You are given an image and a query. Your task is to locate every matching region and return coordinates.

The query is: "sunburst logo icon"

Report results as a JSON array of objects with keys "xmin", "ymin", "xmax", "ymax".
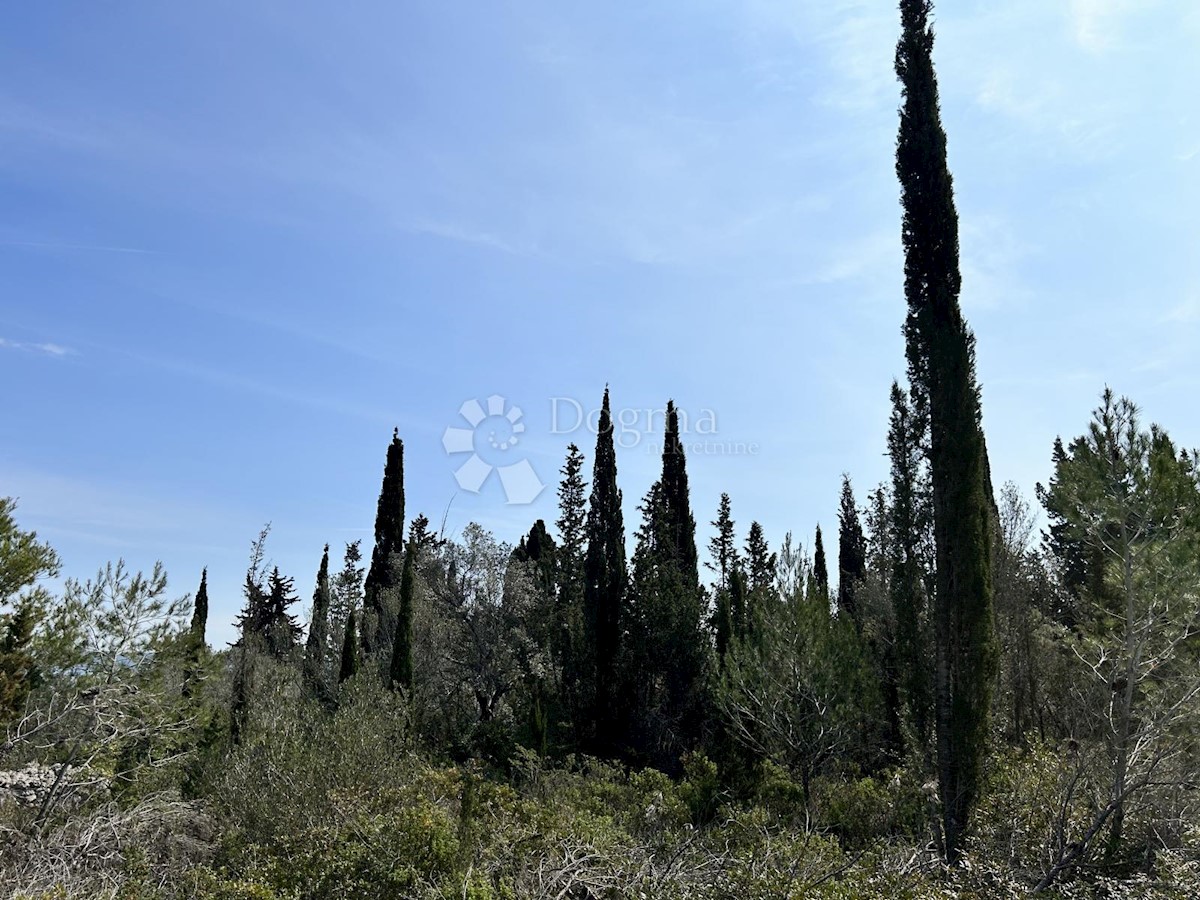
[{"xmin": 441, "ymin": 395, "xmax": 545, "ymax": 505}]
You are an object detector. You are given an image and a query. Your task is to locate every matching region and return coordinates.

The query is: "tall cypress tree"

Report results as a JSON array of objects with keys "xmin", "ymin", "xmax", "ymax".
[
  {"xmin": 627, "ymin": 402, "xmax": 708, "ymax": 765},
  {"xmin": 659, "ymin": 401, "xmax": 700, "ymax": 584},
  {"xmin": 812, "ymin": 525, "xmax": 829, "ymax": 605},
  {"xmin": 389, "ymin": 542, "xmax": 415, "ymax": 691},
  {"xmin": 190, "ymin": 568, "xmax": 208, "ymax": 648},
  {"xmin": 896, "ymin": 0, "xmax": 996, "ymax": 861},
  {"xmin": 303, "ymin": 546, "xmax": 332, "ymax": 701},
  {"xmin": 836, "ymin": 477, "xmax": 867, "ymax": 631},
  {"xmin": 364, "ymin": 429, "xmax": 405, "ymax": 659},
  {"xmin": 582, "ymin": 388, "xmax": 626, "ymax": 755},
  {"xmin": 182, "ymin": 568, "xmax": 209, "ymax": 700}
]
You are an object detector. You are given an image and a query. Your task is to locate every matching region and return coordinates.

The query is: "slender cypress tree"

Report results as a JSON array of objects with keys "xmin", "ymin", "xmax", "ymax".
[
  {"xmin": 896, "ymin": 0, "xmax": 996, "ymax": 861},
  {"xmin": 582, "ymin": 388, "xmax": 626, "ymax": 755},
  {"xmin": 389, "ymin": 542, "xmax": 415, "ymax": 691},
  {"xmin": 837, "ymin": 477, "xmax": 867, "ymax": 630},
  {"xmin": 812, "ymin": 525, "xmax": 829, "ymax": 605},
  {"xmin": 338, "ymin": 609, "xmax": 361, "ymax": 685},
  {"xmin": 627, "ymin": 402, "xmax": 708, "ymax": 764},
  {"xmin": 190, "ymin": 568, "xmax": 208, "ymax": 648},
  {"xmin": 659, "ymin": 401, "xmax": 700, "ymax": 584},
  {"xmin": 182, "ymin": 568, "xmax": 209, "ymax": 700},
  {"xmin": 303, "ymin": 546, "xmax": 332, "ymax": 700},
  {"xmin": 364, "ymin": 429, "xmax": 405, "ymax": 658}
]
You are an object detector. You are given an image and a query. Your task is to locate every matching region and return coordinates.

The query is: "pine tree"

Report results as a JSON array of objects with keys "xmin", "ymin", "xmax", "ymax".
[
  {"xmin": 364, "ymin": 428, "xmax": 405, "ymax": 658},
  {"xmin": 339, "ymin": 609, "xmax": 361, "ymax": 685},
  {"xmin": 744, "ymin": 522, "xmax": 775, "ymax": 596},
  {"xmin": 303, "ymin": 545, "xmax": 333, "ymax": 701},
  {"xmin": 0, "ymin": 601, "xmax": 39, "ymax": 721},
  {"xmin": 743, "ymin": 521, "xmax": 776, "ymax": 638},
  {"xmin": 582, "ymin": 388, "xmax": 626, "ymax": 755},
  {"xmin": 389, "ymin": 541, "xmax": 415, "ymax": 691},
  {"xmin": 812, "ymin": 525, "xmax": 829, "ymax": 606},
  {"xmin": 329, "ymin": 541, "xmax": 364, "ymax": 666},
  {"xmin": 896, "ymin": 0, "xmax": 996, "ymax": 860},
  {"xmin": 260, "ymin": 568, "xmax": 302, "ymax": 659},
  {"xmin": 707, "ymin": 493, "xmax": 739, "ymax": 592},
  {"xmin": 555, "ymin": 443, "xmax": 589, "ymax": 747},
  {"xmin": 836, "ymin": 476, "xmax": 867, "ymax": 631}
]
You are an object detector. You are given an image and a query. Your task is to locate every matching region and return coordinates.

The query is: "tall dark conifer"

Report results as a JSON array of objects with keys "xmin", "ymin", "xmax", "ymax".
[
  {"xmin": 837, "ymin": 477, "xmax": 867, "ymax": 631},
  {"xmin": 744, "ymin": 522, "xmax": 775, "ymax": 596},
  {"xmin": 896, "ymin": 0, "xmax": 996, "ymax": 861},
  {"xmin": 555, "ymin": 444, "xmax": 589, "ymax": 746},
  {"xmin": 190, "ymin": 568, "xmax": 208, "ymax": 648},
  {"xmin": 364, "ymin": 429, "xmax": 405, "ymax": 658},
  {"xmin": 627, "ymin": 402, "xmax": 707, "ymax": 765},
  {"xmin": 303, "ymin": 546, "xmax": 332, "ymax": 701},
  {"xmin": 389, "ymin": 542, "xmax": 415, "ymax": 691},
  {"xmin": 707, "ymin": 493, "xmax": 738, "ymax": 592},
  {"xmin": 183, "ymin": 568, "xmax": 208, "ymax": 700},
  {"xmin": 582, "ymin": 388, "xmax": 626, "ymax": 755},
  {"xmin": 743, "ymin": 521, "xmax": 776, "ymax": 638},
  {"xmin": 812, "ymin": 525, "xmax": 829, "ymax": 605}
]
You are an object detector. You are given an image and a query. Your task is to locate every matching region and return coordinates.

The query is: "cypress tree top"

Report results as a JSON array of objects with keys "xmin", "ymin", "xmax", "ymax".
[
  {"xmin": 583, "ymin": 387, "xmax": 627, "ymax": 752},
  {"xmin": 836, "ymin": 476, "xmax": 867, "ymax": 630},
  {"xmin": 364, "ymin": 429, "xmax": 405, "ymax": 655},
  {"xmin": 659, "ymin": 401, "xmax": 699, "ymax": 587},
  {"xmin": 812, "ymin": 525, "xmax": 829, "ymax": 601},
  {"xmin": 191, "ymin": 567, "xmax": 209, "ymax": 647}
]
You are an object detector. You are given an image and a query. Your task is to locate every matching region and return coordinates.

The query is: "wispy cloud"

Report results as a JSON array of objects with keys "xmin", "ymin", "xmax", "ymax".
[
  {"xmin": 0, "ymin": 240, "xmax": 153, "ymax": 254},
  {"xmin": 404, "ymin": 220, "xmax": 537, "ymax": 256},
  {"xmin": 1069, "ymin": 0, "xmax": 1142, "ymax": 53},
  {"xmin": 0, "ymin": 337, "xmax": 75, "ymax": 357},
  {"xmin": 1161, "ymin": 296, "xmax": 1200, "ymax": 324}
]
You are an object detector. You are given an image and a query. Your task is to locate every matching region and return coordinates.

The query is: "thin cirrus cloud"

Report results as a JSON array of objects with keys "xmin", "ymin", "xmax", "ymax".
[
  {"xmin": 0, "ymin": 336, "xmax": 75, "ymax": 357},
  {"xmin": 0, "ymin": 240, "xmax": 152, "ymax": 254}
]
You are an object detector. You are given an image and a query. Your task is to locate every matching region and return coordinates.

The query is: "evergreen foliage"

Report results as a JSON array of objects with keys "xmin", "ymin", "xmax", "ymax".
[
  {"xmin": 389, "ymin": 541, "xmax": 416, "ymax": 691},
  {"xmin": 364, "ymin": 428, "xmax": 406, "ymax": 658},
  {"xmin": 896, "ymin": 0, "xmax": 997, "ymax": 860},
  {"xmin": 303, "ymin": 545, "xmax": 332, "ymax": 701},
  {"xmin": 812, "ymin": 525, "xmax": 829, "ymax": 607},
  {"xmin": 836, "ymin": 476, "xmax": 867, "ymax": 631},
  {"xmin": 626, "ymin": 402, "xmax": 708, "ymax": 766},
  {"xmin": 582, "ymin": 388, "xmax": 626, "ymax": 755}
]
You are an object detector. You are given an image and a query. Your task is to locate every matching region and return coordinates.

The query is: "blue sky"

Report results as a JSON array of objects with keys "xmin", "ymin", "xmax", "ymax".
[{"xmin": 2, "ymin": 1, "xmax": 1197, "ymax": 644}]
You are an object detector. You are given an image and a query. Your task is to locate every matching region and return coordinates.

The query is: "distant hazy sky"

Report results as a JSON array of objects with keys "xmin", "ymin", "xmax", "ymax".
[{"xmin": 2, "ymin": 1, "xmax": 1197, "ymax": 644}]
